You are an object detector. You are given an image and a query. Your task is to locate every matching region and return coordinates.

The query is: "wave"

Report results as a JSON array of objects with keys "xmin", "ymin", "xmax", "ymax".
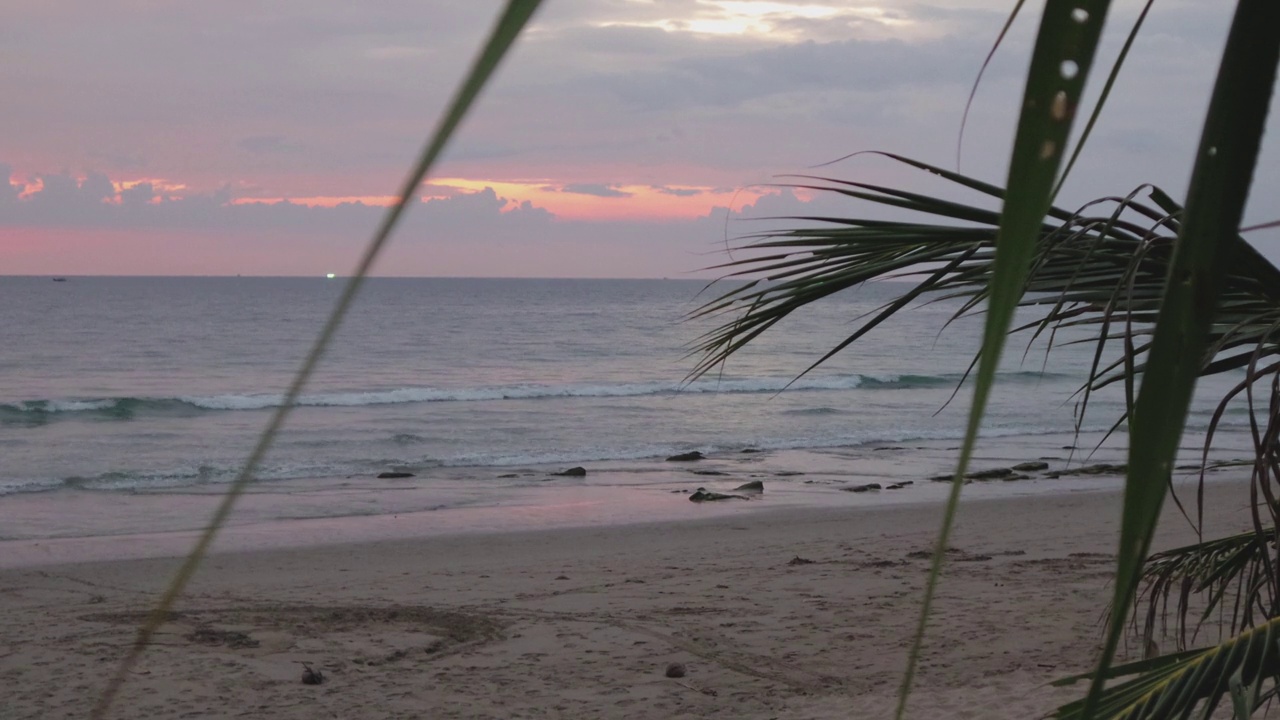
[{"xmin": 0, "ymin": 370, "xmax": 1077, "ymax": 423}]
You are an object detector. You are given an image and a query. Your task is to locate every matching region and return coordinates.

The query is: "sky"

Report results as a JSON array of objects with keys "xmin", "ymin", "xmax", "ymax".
[{"xmin": 2, "ymin": 0, "xmax": 1277, "ymax": 277}]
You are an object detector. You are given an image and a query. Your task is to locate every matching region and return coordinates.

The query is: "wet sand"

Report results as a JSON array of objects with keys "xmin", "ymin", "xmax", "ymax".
[{"xmin": 0, "ymin": 475, "xmax": 1253, "ymax": 719}]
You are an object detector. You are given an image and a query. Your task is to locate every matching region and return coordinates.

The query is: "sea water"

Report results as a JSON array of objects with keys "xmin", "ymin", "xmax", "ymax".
[{"xmin": 0, "ymin": 276, "xmax": 1252, "ymax": 552}]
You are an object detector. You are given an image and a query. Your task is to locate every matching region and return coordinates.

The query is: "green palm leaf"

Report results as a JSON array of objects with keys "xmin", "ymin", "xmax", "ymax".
[
  {"xmin": 1137, "ymin": 530, "xmax": 1277, "ymax": 653},
  {"xmin": 691, "ymin": 168, "xmax": 1280, "ymax": 437},
  {"xmin": 1088, "ymin": 2, "xmax": 1280, "ymax": 714},
  {"xmin": 1052, "ymin": 616, "xmax": 1280, "ymax": 720}
]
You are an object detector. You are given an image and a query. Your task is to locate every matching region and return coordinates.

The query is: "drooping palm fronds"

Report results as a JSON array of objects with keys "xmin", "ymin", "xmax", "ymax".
[
  {"xmin": 689, "ymin": 0, "xmax": 1280, "ymax": 717},
  {"xmin": 690, "ymin": 114, "xmax": 1280, "ymax": 720},
  {"xmin": 1086, "ymin": 3, "xmax": 1280, "ymax": 713},
  {"xmin": 689, "ymin": 150, "xmax": 1280, "ymax": 712},
  {"xmin": 1052, "ymin": 615, "xmax": 1280, "ymax": 720},
  {"xmin": 1137, "ymin": 529, "xmax": 1277, "ymax": 652},
  {"xmin": 689, "ymin": 157, "xmax": 1280, "ymax": 427}
]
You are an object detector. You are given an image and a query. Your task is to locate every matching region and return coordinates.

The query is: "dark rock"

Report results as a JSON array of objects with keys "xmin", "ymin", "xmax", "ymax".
[
  {"xmin": 692, "ymin": 470, "xmax": 728, "ymax": 476},
  {"xmin": 740, "ymin": 448, "xmax": 762, "ymax": 454},
  {"xmin": 886, "ymin": 483, "xmax": 906, "ymax": 490},
  {"xmin": 689, "ymin": 487, "xmax": 749, "ymax": 502},
  {"xmin": 555, "ymin": 575, "xmax": 570, "ymax": 580},
  {"xmin": 787, "ymin": 556, "xmax": 815, "ymax": 566},
  {"xmin": 898, "ymin": 481, "xmax": 914, "ymax": 486},
  {"xmin": 734, "ymin": 480, "xmax": 764, "ymax": 492},
  {"xmin": 1012, "ymin": 461, "xmax": 1049, "ymax": 472},
  {"xmin": 774, "ymin": 471, "xmax": 804, "ymax": 476},
  {"xmin": 665, "ymin": 662, "xmax": 687, "ymax": 678},
  {"xmin": 555, "ymin": 466, "xmax": 587, "ymax": 477},
  {"xmin": 1085, "ymin": 463, "xmax": 1125, "ymax": 475},
  {"xmin": 965, "ymin": 468, "xmax": 1012, "ymax": 480},
  {"xmin": 377, "ymin": 471, "xmax": 415, "ymax": 479},
  {"xmin": 497, "ymin": 473, "xmax": 519, "ymax": 478},
  {"xmin": 1062, "ymin": 445, "xmax": 1078, "ymax": 450},
  {"xmin": 301, "ymin": 663, "xmax": 325, "ymax": 685},
  {"xmin": 1000, "ymin": 474, "xmax": 1031, "ymax": 482},
  {"xmin": 667, "ymin": 451, "xmax": 705, "ymax": 462},
  {"xmin": 930, "ymin": 474, "xmax": 954, "ymax": 482},
  {"xmin": 1044, "ymin": 471, "xmax": 1061, "ymax": 478},
  {"xmin": 841, "ymin": 483, "xmax": 882, "ymax": 493},
  {"xmin": 873, "ymin": 446, "xmax": 906, "ymax": 451},
  {"xmin": 1053, "ymin": 463, "xmax": 1126, "ymax": 477}
]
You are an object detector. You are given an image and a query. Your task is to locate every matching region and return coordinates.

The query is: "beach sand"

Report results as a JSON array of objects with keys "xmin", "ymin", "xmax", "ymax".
[{"xmin": 0, "ymin": 478, "xmax": 1253, "ymax": 720}]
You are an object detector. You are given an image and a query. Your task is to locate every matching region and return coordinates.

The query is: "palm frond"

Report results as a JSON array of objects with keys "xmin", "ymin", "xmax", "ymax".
[
  {"xmin": 689, "ymin": 161, "xmax": 1280, "ymax": 406},
  {"xmin": 1137, "ymin": 530, "xmax": 1278, "ymax": 651},
  {"xmin": 1052, "ymin": 616, "xmax": 1280, "ymax": 720},
  {"xmin": 1091, "ymin": 3, "xmax": 1280, "ymax": 712}
]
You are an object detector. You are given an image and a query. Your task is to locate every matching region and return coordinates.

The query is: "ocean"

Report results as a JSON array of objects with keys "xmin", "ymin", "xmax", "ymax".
[{"xmin": 0, "ymin": 276, "xmax": 1251, "ymax": 558}]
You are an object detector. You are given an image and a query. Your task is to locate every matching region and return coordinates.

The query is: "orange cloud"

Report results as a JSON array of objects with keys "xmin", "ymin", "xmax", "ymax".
[
  {"xmin": 423, "ymin": 178, "xmax": 765, "ymax": 221},
  {"xmin": 228, "ymin": 179, "xmax": 767, "ymax": 221},
  {"xmin": 229, "ymin": 195, "xmax": 397, "ymax": 208}
]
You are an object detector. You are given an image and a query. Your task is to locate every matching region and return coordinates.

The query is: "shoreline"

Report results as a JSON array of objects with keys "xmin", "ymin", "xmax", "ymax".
[
  {"xmin": 1, "ymin": 478, "xmax": 1255, "ymax": 719},
  {"xmin": 0, "ymin": 430, "xmax": 1250, "ymax": 569}
]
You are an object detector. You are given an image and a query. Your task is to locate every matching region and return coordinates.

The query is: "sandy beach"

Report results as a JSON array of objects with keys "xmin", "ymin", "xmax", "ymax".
[{"xmin": 0, "ymin": 475, "xmax": 1254, "ymax": 720}]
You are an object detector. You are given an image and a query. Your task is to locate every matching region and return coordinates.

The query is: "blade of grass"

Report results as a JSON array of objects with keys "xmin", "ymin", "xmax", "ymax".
[
  {"xmin": 1049, "ymin": 0, "xmax": 1154, "ymax": 201},
  {"xmin": 88, "ymin": 3, "xmax": 544, "ymax": 718},
  {"xmin": 1082, "ymin": 1, "xmax": 1280, "ymax": 717},
  {"xmin": 895, "ymin": 2, "xmax": 1112, "ymax": 718}
]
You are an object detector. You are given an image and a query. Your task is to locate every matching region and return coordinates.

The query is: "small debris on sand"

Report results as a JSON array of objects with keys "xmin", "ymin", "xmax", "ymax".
[{"xmin": 301, "ymin": 662, "xmax": 325, "ymax": 685}]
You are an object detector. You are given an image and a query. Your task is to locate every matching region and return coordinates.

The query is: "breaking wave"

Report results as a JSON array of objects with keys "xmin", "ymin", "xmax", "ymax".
[{"xmin": 0, "ymin": 370, "xmax": 1072, "ymax": 423}]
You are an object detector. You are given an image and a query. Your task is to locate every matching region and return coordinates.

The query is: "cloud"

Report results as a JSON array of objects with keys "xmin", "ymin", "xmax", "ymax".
[
  {"xmin": 3, "ymin": 1, "xmax": 1279, "ymax": 276},
  {"xmin": 653, "ymin": 186, "xmax": 703, "ymax": 197},
  {"xmin": 0, "ymin": 166, "xmax": 553, "ymax": 236},
  {"xmin": 0, "ymin": 161, "xmax": 858, "ymax": 277},
  {"xmin": 556, "ymin": 183, "xmax": 634, "ymax": 198},
  {"xmin": 120, "ymin": 182, "xmax": 157, "ymax": 207}
]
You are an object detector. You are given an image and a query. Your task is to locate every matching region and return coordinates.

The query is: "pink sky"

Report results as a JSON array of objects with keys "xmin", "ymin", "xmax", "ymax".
[{"xmin": 2, "ymin": 1, "xmax": 1277, "ymax": 276}]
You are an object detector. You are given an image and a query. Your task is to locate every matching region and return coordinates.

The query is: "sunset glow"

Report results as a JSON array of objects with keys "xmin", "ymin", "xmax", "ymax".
[
  {"xmin": 423, "ymin": 179, "xmax": 763, "ymax": 221},
  {"xmin": 227, "ymin": 180, "xmax": 767, "ymax": 222},
  {"xmin": 4, "ymin": 1, "xmax": 1271, "ymax": 277}
]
